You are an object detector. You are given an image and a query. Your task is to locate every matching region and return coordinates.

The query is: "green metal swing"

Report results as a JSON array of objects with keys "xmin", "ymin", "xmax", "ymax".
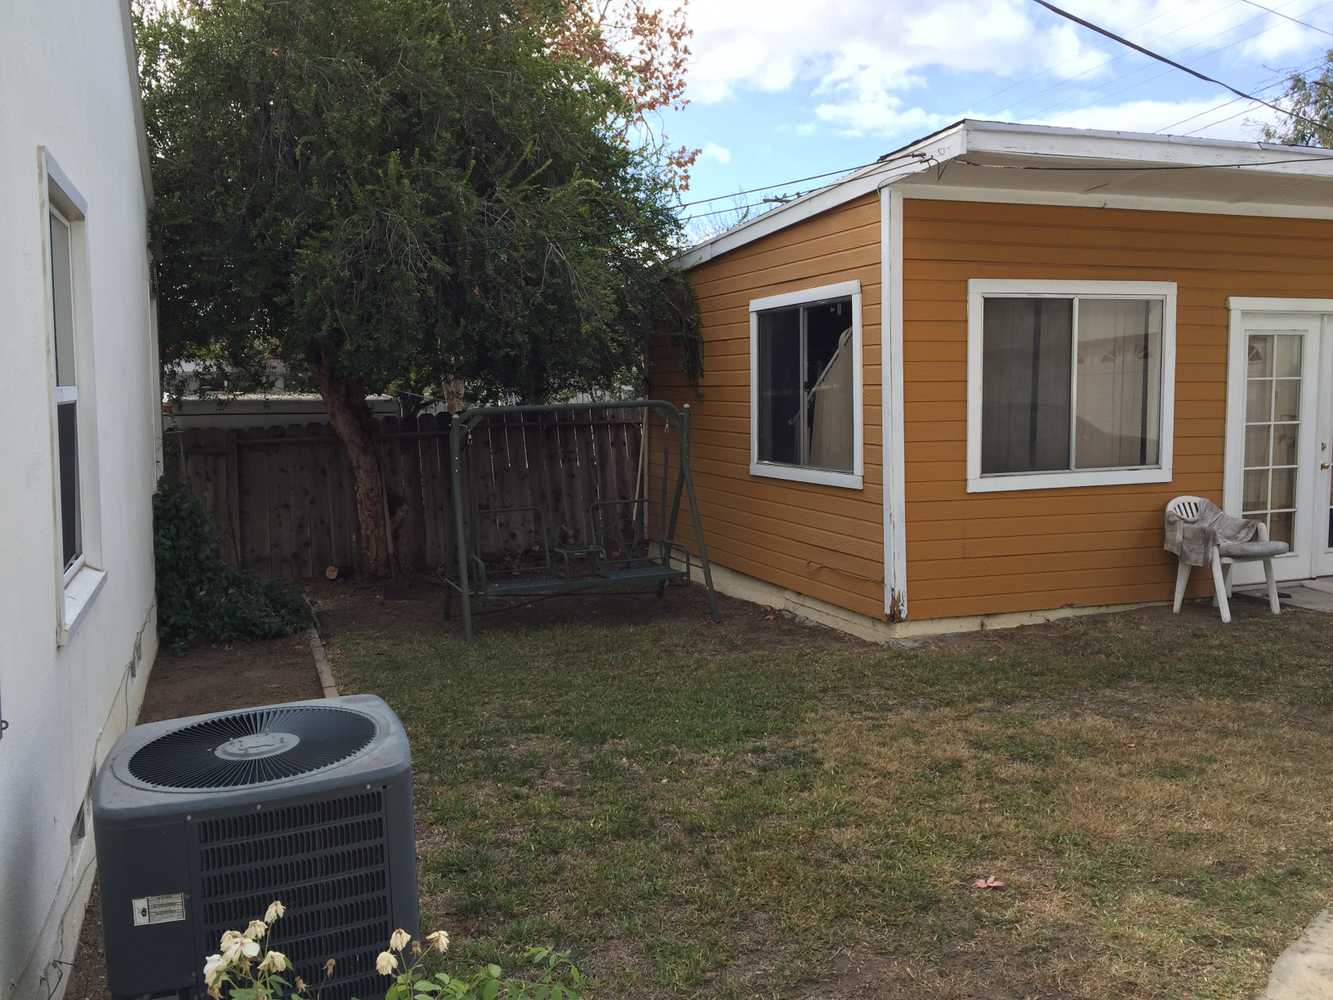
[{"xmin": 444, "ymin": 399, "xmax": 721, "ymax": 639}]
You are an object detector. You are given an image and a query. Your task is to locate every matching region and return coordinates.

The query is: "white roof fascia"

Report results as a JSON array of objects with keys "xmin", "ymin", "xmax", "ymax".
[
  {"xmin": 963, "ymin": 119, "xmax": 1333, "ymax": 171},
  {"xmin": 673, "ymin": 119, "xmax": 1333, "ymax": 270},
  {"xmin": 672, "ymin": 124, "xmax": 965, "ymax": 270}
]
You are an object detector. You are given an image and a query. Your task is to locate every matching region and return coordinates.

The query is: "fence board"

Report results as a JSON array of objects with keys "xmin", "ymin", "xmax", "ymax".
[{"xmin": 168, "ymin": 411, "xmax": 643, "ymax": 580}]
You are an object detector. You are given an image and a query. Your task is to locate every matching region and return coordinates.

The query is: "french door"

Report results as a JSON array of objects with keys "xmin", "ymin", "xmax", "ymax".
[{"xmin": 1225, "ymin": 304, "xmax": 1333, "ymax": 584}]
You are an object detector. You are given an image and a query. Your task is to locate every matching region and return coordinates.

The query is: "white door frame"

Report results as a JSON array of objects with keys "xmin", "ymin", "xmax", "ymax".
[
  {"xmin": 1225, "ymin": 298, "xmax": 1333, "ymax": 584},
  {"xmin": 1315, "ymin": 325, "xmax": 1333, "ymax": 578}
]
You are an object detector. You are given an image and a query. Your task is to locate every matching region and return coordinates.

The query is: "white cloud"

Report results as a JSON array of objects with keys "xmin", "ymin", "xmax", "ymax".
[
  {"xmin": 679, "ymin": 0, "xmax": 1326, "ymax": 137},
  {"xmin": 1028, "ymin": 93, "xmax": 1282, "ymax": 138},
  {"xmin": 682, "ymin": 0, "xmax": 1111, "ymax": 107},
  {"xmin": 701, "ymin": 141, "xmax": 733, "ymax": 164}
]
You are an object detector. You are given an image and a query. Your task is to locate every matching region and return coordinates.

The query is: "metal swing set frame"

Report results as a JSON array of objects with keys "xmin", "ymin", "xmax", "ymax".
[{"xmin": 444, "ymin": 399, "xmax": 721, "ymax": 639}]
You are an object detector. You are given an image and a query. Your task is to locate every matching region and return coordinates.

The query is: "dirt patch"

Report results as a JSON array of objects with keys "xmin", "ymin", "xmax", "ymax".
[
  {"xmin": 64, "ymin": 630, "xmax": 321, "ymax": 1000},
  {"xmin": 308, "ymin": 576, "xmax": 868, "ymax": 655}
]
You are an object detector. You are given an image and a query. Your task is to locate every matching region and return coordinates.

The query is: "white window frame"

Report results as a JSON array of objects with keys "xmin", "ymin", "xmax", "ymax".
[
  {"xmin": 966, "ymin": 279, "xmax": 1177, "ymax": 494},
  {"xmin": 40, "ymin": 148, "xmax": 105, "ymax": 645},
  {"xmin": 749, "ymin": 280, "xmax": 864, "ymax": 490}
]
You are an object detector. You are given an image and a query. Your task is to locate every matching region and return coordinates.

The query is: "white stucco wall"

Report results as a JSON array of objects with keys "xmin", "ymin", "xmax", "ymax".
[{"xmin": 0, "ymin": 3, "xmax": 159, "ymax": 998}]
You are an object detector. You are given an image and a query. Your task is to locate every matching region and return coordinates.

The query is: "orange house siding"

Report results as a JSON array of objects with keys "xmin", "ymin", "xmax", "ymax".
[
  {"xmin": 902, "ymin": 196, "xmax": 1333, "ymax": 621},
  {"xmin": 649, "ymin": 194, "xmax": 886, "ymax": 619}
]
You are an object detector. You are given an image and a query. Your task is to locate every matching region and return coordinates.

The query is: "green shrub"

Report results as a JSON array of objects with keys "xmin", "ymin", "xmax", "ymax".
[{"xmin": 153, "ymin": 477, "xmax": 308, "ymax": 652}]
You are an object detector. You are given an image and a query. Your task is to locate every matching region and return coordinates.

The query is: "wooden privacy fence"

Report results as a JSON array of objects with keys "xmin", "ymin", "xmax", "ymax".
[{"xmin": 167, "ymin": 409, "xmax": 650, "ymax": 580}]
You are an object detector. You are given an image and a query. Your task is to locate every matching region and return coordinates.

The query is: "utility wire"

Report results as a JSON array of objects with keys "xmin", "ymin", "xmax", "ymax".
[
  {"xmin": 678, "ymin": 159, "xmax": 884, "ymax": 208},
  {"xmin": 1237, "ymin": 0, "xmax": 1333, "ymax": 37},
  {"xmin": 1024, "ymin": 0, "xmax": 1331, "ymax": 122},
  {"xmin": 1031, "ymin": 0, "xmax": 1332, "ymax": 135},
  {"xmin": 1155, "ymin": 59, "xmax": 1325, "ymax": 131},
  {"xmin": 680, "ymin": 150, "xmax": 935, "ymax": 222}
]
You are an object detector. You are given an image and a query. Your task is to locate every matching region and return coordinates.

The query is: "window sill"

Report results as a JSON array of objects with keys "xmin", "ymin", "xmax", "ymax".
[
  {"xmin": 59, "ymin": 565, "xmax": 107, "ymax": 647},
  {"xmin": 966, "ymin": 467, "xmax": 1172, "ymax": 494},
  {"xmin": 751, "ymin": 462, "xmax": 863, "ymax": 490}
]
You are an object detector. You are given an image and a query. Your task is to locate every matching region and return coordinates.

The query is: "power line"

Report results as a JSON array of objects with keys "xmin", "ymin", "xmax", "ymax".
[
  {"xmin": 1154, "ymin": 61, "xmax": 1320, "ymax": 132},
  {"xmin": 1007, "ymin": 0, "xmax": 1258, "ymax": 122},
  {"xmin": 1031, "ymin": 0, "xmax": 1333, "ymax": 135},
  {"xmin": 950, "ymin": 0, "xmax": 1242, "ymax": 122},
  {"xmin": 679, "ymin": 149, "xmax": 936, "ymax": 222},
  {"xmin": 678, "ymin": 159, "xmax": 883, "ymax": 208},
  {"xmin": 1021, "ymin": 0, "xmax": 1330, "ymax": 123},
  {"xmin": 1237, "ymin": 0, "xmax": 1333, "ymax": 37}
]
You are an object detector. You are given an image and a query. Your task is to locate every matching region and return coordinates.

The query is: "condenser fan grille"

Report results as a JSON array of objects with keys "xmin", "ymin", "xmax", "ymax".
[{"xmin": 127, "ymin": 706, "xmax": 377, "ymax": 789}]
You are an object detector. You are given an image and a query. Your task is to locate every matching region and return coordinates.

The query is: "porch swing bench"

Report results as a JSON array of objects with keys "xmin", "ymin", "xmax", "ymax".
[{"xmin": 444, "ymin": 400, "xmax": 720, "ymax": 639}]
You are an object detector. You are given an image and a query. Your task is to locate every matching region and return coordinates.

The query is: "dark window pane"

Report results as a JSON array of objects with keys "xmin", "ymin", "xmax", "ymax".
[
  {"xmin": 981, "ymin": 298, "xmax": 1072, "ymax": 474},
  {"xmin": 804, "ymin": 299, "xmax": 854, "ymax": 471},
  {"xmin": 756, "ymin": 307, "xmax": 801, "ymax": 465},
  {"xmin": 57, "ymin": 401, "xmax": 81, "ymax": 569}
]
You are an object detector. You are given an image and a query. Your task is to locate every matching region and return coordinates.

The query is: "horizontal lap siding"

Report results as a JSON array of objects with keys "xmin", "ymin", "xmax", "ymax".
[
  {"xmin": 648, "ymin": 195, "xmax": 885, "ymax": 619},
  {"xmin": 903, "ymin": 197, "xmax": 1333, "ymax": 621}
]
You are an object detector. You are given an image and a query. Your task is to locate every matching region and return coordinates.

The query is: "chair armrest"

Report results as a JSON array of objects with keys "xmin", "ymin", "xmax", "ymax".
[{"xmin": 1254, "ymin": 521, "xmax": 1270, "ymax": 542}]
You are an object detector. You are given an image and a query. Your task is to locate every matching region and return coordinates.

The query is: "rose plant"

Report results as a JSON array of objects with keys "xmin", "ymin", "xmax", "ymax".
[{"xmin": 200, "ymin": 901, "xmax": 581, "ymax": 1000}]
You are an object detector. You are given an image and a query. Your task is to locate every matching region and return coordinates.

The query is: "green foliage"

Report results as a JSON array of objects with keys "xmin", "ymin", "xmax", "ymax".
[
  {"xmin": 1262, "ymin": 52, "xmax": 1333, "ymax": 146},
  {"xmin": 201, "ymin": 904, "xmax": 580, "ymax": 1000},
  {"xmin": 388, "ymin": 945, "xmax": 582, "ymax": 1000},
  {"xmin": 153, "ymin": 477, "xmax": 307, "ymax": 652},
  {"xmin": 137, "ymin": 0, "xmax": 701, "ymax": 404}
]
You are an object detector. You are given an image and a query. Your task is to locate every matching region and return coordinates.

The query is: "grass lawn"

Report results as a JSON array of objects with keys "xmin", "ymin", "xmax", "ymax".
[{"xmin": 321, "ymin": 584, "xmax": 1333, "ymax": 999}]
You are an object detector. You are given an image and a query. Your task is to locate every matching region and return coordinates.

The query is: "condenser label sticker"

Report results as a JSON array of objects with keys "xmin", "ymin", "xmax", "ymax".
[{"xmin": 131, "ymin": 893, "xmax": 187, "ymax": 926}]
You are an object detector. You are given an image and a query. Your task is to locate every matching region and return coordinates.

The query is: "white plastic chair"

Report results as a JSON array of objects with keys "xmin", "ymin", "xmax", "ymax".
[{"xmin": 1167, "ymin": 495, "xmax": 1285, "ymax": 624}]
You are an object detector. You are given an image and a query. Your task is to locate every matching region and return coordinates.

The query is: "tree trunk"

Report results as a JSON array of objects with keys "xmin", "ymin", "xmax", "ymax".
[{"xmin": 312, "ymin": 361, "xmax": 392, "ymax": 578}]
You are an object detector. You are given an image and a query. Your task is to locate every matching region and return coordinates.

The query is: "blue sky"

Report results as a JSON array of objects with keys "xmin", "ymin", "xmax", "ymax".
[{"xmin": 659, "ymin": 0, "xmax": 1333, "ymax": 236}]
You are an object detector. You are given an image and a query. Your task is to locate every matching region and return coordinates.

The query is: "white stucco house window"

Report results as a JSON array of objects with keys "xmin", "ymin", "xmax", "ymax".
[{"xmin": 42, "ymin": 152, "xmax": 106, "ymax": 643}]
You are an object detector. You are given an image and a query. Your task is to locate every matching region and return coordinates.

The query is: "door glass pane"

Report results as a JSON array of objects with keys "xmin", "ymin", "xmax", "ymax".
[
  {"xmin": 1245, "ymin": 425, "xmax": 1271, "ymax": 467},
  {"xmin": 1273, "ymin": 424, "xmax": 1298, "ymax": 466},
  {"xmin": 1271, "ymin": 511, "xmax": 1295, "ymax": 546},
  {"xmin": 1275, "ymin": 380, "xmax": 1301, "ymax": 421},
  {"xmin": 1074, "ymin": 299, "xmax": 1163, "ymax": 469},
  {"xmin": 1246, "ymin": 379, "xmax": 1272, "ymax": 422},
  {"xmin": 1244, "ymin": 331, "xmax": 1301, "ymax": 555},
  {"xmin": 1244, "ymin": 469, "xmax": 1269, "ymax": 510},
  {"xmin": 981, "ymin": 297, "xmax": 1073, "ymax": 474},
  {"xmin": 1275, "ymin": 336, "xmax": 1302, "ymax": 377},
  {"xmin": 1272, "ymin": 468, "xmax": 1297, "ymax": 510},
  {"xmin": 756, "ymin": 307, "xmax": 800, "ymax": 465},
  {"xmin": 1248, "ymin": 335, "xmax": 1272, "ymax": 377}
]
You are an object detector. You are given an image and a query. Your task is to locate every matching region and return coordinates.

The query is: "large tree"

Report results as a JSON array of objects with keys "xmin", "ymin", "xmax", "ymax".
[
  {"xmin": 138, "ymin": 0, "xmax": 700, "ymax": 576},
  {"xmin": 1263, "ymin": 56, "xmax": 1333, "ymax": 146}
]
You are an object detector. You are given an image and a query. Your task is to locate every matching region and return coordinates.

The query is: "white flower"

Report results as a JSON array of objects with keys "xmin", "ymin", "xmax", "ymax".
[
  {"xmin": 221, "ymin": 930, "xmax": 261, "ymax": 964},
  {"xmin": 264, "ymin": 900, "xmax": 286, "ymax": 924},
  {"xmin": 243, "ymin": 919, "xmax": 269, "ymax": 941},
  {"xmin": 424, "ymin": 930, "xmax": 450, "ymax": 953},
  {"xmin": 258, "ymin": 950, "xmax": 289, "ymax": 974},
  {"xmin": 203, "ymin": 953, "xmax": 226, "ymax": 987},
  {"xmin": 375, "ymin": 950, "xmax": 398, "ymax": 976},
  {"xmin": 389, "ymin": 928, "xmax": 411, "ymax": 952}
]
